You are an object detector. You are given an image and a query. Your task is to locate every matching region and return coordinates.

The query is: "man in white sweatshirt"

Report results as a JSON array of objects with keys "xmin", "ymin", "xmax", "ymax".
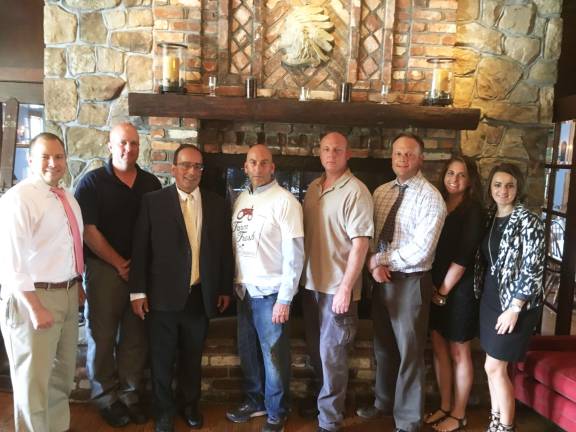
[{"xmin": 226, "ymin": 144, "xmax": 304, "ymax": 432}]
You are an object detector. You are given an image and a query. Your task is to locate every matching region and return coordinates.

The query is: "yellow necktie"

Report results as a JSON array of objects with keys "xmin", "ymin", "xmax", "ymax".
[{"xmin": 184, "ymin": 195, "xmax": 200, "ymax": 285}]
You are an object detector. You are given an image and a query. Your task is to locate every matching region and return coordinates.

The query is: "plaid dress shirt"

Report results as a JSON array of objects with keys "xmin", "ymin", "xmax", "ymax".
[{"xmin": 372, "ymin": 171, "xmax": 446, "ymax": 273}]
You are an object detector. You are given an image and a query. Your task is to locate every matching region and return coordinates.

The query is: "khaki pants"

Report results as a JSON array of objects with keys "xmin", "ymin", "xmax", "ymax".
[{"xmin": 0, "ymin": 285, "xmax": 78, "ymax": 432}]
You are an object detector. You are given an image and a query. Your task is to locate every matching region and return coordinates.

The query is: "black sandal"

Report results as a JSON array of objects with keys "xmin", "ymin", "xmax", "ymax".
[
  {"xmin": 424, "ymin": 408, "xmax": 449, "ymax": 425},
  {"xmin": 486, "ymin": 412, "xmax": 500, "ymax": 432},
  {"xmin": 433, "ymin": 415, "xmax": 467, "ymax": 432}
]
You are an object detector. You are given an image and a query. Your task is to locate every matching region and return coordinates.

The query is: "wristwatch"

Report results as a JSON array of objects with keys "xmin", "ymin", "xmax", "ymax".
[{"xmin": 508, "ymin": 304, "xmax": 522, "ymax": 313}]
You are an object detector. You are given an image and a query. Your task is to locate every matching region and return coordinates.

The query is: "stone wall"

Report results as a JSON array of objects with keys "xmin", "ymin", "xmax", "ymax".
[
  {"xmin": 457, "ymin": 0, "xmax": 562, "ymax": 207},
  {"xmin": 43, "ymin": 0, "xmax": 562, "ymax": 207},
  {"xmin": 72, "ymin": 317, "xmax": 491, "ymax": 405}
]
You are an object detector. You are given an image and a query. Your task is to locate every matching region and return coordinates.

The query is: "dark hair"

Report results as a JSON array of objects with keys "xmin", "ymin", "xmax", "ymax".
[
  {"xmin": 438, "ymin": 155, "xmax": 482, "ymax": 203},
  {"xmin": 485, "ymin": 162, "xmax": 526, "ymax": 205},
  {"xmin": 173, "ymin": 144, "xmax": 203, "ymax": 165},
  {"xmin": 391, "ymin": 132, "xmax": 425, "ymax": 153},
  {"xmin": 29, "ymin": 132, "xmax": 66, "ymax": 154}
]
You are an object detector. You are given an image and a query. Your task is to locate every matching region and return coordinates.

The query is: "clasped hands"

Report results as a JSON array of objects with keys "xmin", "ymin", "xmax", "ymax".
[{"xmin": 367, "ymin": 253, "xmax": 390, "ymax": 283}]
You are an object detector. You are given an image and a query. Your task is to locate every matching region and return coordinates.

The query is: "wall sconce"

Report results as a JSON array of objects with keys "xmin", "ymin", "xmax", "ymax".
[
  {"xmin": 423, "ymin": 57, "xmax": 454, "ymax": 107},
  {"xmin": 158, "ymin": 43, "xmax": 187, "ymax": 94}
]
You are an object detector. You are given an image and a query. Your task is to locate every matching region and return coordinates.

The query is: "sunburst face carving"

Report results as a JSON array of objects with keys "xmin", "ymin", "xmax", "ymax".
[{"xmin": 278, "ymin": 5, "xmax": 335, "ymax": 68}]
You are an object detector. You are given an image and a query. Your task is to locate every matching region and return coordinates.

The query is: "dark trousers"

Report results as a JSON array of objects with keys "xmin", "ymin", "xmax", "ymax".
[
  {"xmin": 372, "ymin": 273, "xmax": 432, "ymax": 432},
  {"xmin": 147, "ymin": 287, "xmax": 208, "ymax": 418},
  {"xmin": 85, "ymin": 258, "xmax": 147, "ymax": 409}
]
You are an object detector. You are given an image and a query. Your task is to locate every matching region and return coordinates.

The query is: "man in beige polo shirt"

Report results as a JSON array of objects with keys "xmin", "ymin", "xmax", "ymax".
[{"xmin": 301, "ymin": 132, "xmax": 374, "ymax": 432}]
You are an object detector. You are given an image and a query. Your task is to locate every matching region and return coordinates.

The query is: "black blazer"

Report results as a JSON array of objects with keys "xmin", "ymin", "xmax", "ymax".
[{"xmin": 130, "ymin": 185, "xmax": 233, "ymax": 317}]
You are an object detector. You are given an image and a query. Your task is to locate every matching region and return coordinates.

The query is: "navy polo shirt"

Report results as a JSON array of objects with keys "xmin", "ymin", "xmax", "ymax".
[{"xmin": 75, "ymin": 159, "xmax": 162, "ymax": 260}]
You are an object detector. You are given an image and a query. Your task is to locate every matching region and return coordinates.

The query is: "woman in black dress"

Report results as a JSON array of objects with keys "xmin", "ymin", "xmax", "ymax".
[
  {"xmin": 425, "ymin": 156, "xmax": 484, "ymax": 432},
  {"xmin": 475, "ymin": 163, "xmax": 545, "ymax": 432}
]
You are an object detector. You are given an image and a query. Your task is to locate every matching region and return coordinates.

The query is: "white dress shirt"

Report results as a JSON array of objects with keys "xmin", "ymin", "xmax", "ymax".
[{"xmin": 0, "ymin": 176, "xmax": 83, "ymax": 294}]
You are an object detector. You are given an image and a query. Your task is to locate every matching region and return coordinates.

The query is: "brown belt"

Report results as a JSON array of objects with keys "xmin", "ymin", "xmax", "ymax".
[{"xmin": 34, "ymin": 277, "xmax": 81, "ymax": 290}]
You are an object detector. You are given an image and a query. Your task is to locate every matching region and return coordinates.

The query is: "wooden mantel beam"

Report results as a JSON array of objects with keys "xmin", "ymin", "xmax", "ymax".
[{"xmin": 128, "ymin": 93, "xmax": 481, "ymax": 130}]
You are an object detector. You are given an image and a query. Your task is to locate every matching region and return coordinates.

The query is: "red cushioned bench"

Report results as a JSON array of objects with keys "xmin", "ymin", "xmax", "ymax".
[{"xmin": 511, "ymin": 335, "xmax": 576, "ymax": 432}]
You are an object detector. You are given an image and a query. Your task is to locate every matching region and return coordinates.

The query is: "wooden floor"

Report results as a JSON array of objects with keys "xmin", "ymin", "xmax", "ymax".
[{"xmin": 0, "ymin": 392, "xmax": 564, "ymax": 432}]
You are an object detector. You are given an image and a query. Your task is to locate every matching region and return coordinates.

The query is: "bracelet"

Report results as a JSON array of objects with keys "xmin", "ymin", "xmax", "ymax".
[{"xmin": 432, "ymin": 289, "xmax": 447, "ymax": 306}]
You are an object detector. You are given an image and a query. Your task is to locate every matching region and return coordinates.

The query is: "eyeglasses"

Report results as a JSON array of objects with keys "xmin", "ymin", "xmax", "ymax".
[{"xmin": 176, "ymin": 162, "xmax": 204, "ymax": 171}]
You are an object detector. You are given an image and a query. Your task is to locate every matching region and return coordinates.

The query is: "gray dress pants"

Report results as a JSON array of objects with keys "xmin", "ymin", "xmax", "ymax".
[
  {"xmin": 372, "ymin": 272, "xmax": 432, "ymax": 432},
  {"xmin": 303, "ymin": 289, "xmax": 358, "ymax": 432}
]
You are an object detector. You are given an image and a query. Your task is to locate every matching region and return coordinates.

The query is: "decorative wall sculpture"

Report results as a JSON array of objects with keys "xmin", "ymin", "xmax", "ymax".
[{"xmin": 279, "ymin": 5, "xmax": 334, "ymax": 68}]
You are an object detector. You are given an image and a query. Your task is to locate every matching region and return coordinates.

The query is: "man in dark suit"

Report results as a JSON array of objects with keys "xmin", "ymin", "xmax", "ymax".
[{"xmin": 130, "ymin": 144, "xmax": 233, "ymax": 432}]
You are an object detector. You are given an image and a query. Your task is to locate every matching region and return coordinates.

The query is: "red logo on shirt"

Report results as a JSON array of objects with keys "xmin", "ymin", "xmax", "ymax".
[{"xmin": 236, "ymin": 207, "xmax": 254, "ymax": 221}]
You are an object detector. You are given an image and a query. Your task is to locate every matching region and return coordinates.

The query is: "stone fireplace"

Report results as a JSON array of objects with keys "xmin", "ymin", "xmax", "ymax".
[
  {"xmin": 42, "ymin": 0, "xmax": 563, "ymax": 402},
  {"xmin": 44, "ymin": 0, "xmax": 562, "ymax": 207}
]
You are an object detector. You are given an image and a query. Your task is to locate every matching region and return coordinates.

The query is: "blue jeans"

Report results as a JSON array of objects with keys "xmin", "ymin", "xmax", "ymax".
[{"xmin": 237, "ymin": 292, "xmax": 291, "ymax": 421}]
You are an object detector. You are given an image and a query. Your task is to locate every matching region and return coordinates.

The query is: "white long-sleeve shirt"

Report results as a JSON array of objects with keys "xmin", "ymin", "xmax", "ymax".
[{"xmin": 0, "ymin": 176, "xmax": 83, "ymax": 294}]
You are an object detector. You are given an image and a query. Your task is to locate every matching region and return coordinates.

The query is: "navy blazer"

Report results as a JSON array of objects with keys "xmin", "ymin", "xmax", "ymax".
[{"xmin": 129, "ymin": 185, "xmax": 233, "ymax": 317}]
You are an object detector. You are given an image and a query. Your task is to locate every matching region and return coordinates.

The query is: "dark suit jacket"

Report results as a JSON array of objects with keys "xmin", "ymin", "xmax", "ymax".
[{"xmin": 130, "ymin": 185, "xmax": 233, "ymax": 318}]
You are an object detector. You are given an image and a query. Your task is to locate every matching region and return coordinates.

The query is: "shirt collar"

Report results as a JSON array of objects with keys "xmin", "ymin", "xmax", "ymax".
[
  {"xmin": 105, "ymin": 158, "xmax": 141, "ymax": 182},
  {"xmin": 318, "ymin": 168, "xmax": 354, "ymax": 192},
  {"xmin": 176, "ymin": 186, "xmax": 201, "ymax": 202},
  {"xmin": 394, "ymin": 171, "xmax": 424, "ymax": 189},
  {"xmin": 28, "ymin": 175, "xmax": 59, "ymax": 193},
  {"xmin": 248, "ymin": 179, "xmax": 277, "ymax": 194}
]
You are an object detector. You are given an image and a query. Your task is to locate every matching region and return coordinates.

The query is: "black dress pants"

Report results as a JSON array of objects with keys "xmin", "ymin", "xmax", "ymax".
[{"xmin": 147, "ymin": 287, "xmax": 208, "ymax": 418}]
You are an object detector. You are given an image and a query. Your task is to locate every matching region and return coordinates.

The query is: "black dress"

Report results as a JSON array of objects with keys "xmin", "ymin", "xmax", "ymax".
[
  {"xmin": 479, "ymin": 215, "xmax": 540, "ymax": 362},
  {"xmin": 429, "ymin": 199, "xmax": 485, "ymax": 342}
]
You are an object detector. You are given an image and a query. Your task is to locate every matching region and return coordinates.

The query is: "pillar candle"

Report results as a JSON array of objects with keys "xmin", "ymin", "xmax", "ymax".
[
  {"xmin": 431, "ymin": 68, "xmax": 450, "ymax": 95},
  {"xmin": 162, "ymin": 55, "xmax": 180, "ymax": 85}
]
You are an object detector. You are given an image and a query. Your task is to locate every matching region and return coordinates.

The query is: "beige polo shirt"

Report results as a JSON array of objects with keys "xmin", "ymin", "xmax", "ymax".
[{"xmin": 302, "ymin": 169, "xmax": 374, "ymax": 301}]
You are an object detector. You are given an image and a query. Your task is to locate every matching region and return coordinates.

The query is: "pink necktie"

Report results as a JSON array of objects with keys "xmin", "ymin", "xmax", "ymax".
[{"xmin": 51, "ymin": 187, "xmax": 84, "ymax": 276}]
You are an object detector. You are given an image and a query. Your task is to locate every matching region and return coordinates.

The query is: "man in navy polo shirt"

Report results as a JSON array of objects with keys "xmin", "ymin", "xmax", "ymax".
[{"xmin": 75, "ymin": 122, "xmax": 162, "ymax": 427}]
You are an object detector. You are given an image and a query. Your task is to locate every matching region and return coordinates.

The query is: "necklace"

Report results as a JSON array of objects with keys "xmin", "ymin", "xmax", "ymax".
[
  {"xmin": 488, "ymin": 214, "xmax": 509, "ymax": 272},
  {"xmin": 488, "ymin": 216, "xmax": 497, "ymax": 272}
]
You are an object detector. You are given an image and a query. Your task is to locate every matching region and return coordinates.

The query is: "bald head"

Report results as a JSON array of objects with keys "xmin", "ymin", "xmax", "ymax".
[
  {"xmin": 319, "ymin": 131, "xmax": 350, "ymax": 177},
  {"xmin": 320, "ymin": 132, "xmax": 348, "ymax": 149},
  {"xmin": 108, "ymin": 122, "xmax": 140, "ymax": 170},
  {"xmin": 244, "ymin": 144, "xmax": 275, "ymax": 189}
]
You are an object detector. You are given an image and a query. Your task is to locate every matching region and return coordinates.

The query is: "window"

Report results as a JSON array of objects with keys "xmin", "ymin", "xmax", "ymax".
[
  {"xmin": 541, "ymin": 118, "xmax": 576, "ymax": 335},
  {"xmin": 0, "ymin": 99, "xmax": 44, "ymax": 190}
]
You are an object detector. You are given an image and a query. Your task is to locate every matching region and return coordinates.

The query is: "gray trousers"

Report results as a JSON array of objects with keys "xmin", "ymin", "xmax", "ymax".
[
  {"xmin": 303, "ymin": 289, "xmax": 358, "ymax": 431},
  {"xmin": 372, "ymin": 272, "xmax": 432, "ymax": 432},
  {"xmin": 85, "ymin": 257, "xmax": 147, "ymax": 409}
]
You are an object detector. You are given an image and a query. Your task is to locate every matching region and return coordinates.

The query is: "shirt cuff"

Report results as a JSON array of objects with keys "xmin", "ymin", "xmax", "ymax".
[
  {"xmin": 130, "ymin": 293, "xmax": 147, "ymax": 301},
  {"xmin": 377, "ymin": 251, "xmax": 389, "ymax": 267},
  {"xmin": 277, "ymin": 298, "xmax": 292, "ymax": 305}
]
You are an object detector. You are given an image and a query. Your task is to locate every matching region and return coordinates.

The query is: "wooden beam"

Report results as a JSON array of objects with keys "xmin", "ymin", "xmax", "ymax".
[
  {"xmin": 554, "ymin": 94, "xmax": 576, "ymax": 122},
  {"xmin": 0, "ymin": 82, "xmax": 43, "ymax": 104},
  {"xmin": 129, "ymin": 93, "xmax": 481, "ymax": 130}
]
